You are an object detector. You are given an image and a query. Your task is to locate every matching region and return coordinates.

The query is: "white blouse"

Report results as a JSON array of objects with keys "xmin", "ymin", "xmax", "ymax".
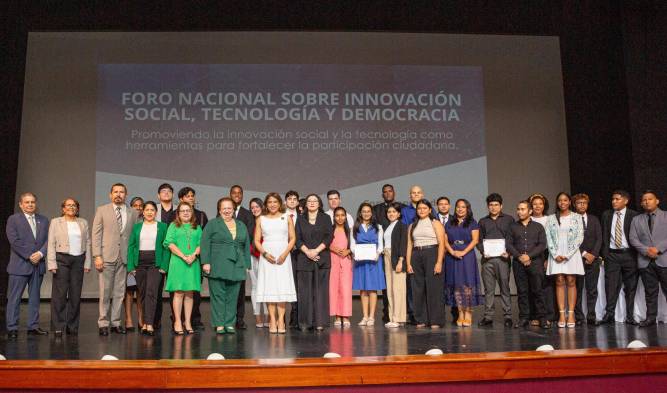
[
  {"xmin": 66, "ymin": 221, "xmax": 83, "ymax": 256},
  {"xmin": 139, "ymin": 223, "xmax": 158, "ymax": 251}
]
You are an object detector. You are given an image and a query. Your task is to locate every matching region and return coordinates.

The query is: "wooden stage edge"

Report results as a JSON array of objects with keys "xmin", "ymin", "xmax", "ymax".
[{"xmin": 0, "ymin": 347, "xmax": 666, "ymax": 389}]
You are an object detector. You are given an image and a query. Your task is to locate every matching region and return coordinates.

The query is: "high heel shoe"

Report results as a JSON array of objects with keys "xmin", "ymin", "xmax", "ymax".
[
  {"xmin": 456, "ymin": 314, "xmax": 463, "ymax": 327},
  {"xmin": 462, "ymin": 313, "xmax": 472, "ymax": 327},
  {"xmin": 566, "ymin": 311, "xmax": 576, "ymax": 328},
  {"xmin": 557, "ymin": 310, "xmax": 566, "ymax": 328}
]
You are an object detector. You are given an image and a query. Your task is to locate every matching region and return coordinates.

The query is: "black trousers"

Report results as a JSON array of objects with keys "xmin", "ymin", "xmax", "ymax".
[
  {"xmin": 50, "ymin": 253, "xmax": 85, "ymax": 331},
  {"xmin": 235, "ymin": 278, "xmax": 246, "ymax": 323},
  {"xmin": 289, "ymin": 249, "xmax": 299, "ymax": 324},
  {"xmin": 640, "ymin": 261, "xmax": 667, "ymax": 321},
  {"xmin": 532, "ymin": 270, "xmax": 556, "ymax": 321},
  {"xmin": 575, "ymin": 259, "xmax": 601, "ymax": 321},
  {"xmin": 604, "ymin": 251, "xmax": 639, "ymax": 318},
  {"xmin": 134, "ymin": 251, "xmax": 163, "ymax": 326},
  {"xmin": 512, "ymin": 258, "xmax": 545, "ymax": 320},
  {"xmin": 297, "ymin": 266, "xmax": 330, "ymax": 328},
  {"xmin": 410, "ymin": 247, "xmax": 445, "ymax": 325}
]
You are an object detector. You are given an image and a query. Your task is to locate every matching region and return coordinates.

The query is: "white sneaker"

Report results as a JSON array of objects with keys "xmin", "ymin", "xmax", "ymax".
[
  {"xmin": 385, "ymin": 322, "xmax": 399, "ymax": 328},
  {"xmin": 358, "ymin": 318, "xmax": 368, "ymax": 326},
  {"xmin": 367, "ymin": 318, "xmax": 375, "ymax": 326}
]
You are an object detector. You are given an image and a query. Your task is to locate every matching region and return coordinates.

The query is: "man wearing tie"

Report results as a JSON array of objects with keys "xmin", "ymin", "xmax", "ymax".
[
  {"xmin": 629, "ymin": 190, "xmax": 667, "ymax": 327},
  {"xmin": 5, "ymin": 192, "xmax": 49, "ymax": 337},
  {"xmin": 92, "ymin": 183, "xmax": 138, "ymax": 335},
  {"xmin": 599, "ymin": 189, "xmax": 639, "ymax": 325},
  {"xmin": 230, "ymin": 185, "xmax": 255, "ymax": 329},
  {"xmin": 573, "ymin": 193, "xmax": 603, "ymax": 325},
  {"xmin": 435, "ymin": 196, "xmax": 458, "ymax": 324},
  {"xmin": 285, "ymin": 190, "xmax": 301, "ymax": 328}
]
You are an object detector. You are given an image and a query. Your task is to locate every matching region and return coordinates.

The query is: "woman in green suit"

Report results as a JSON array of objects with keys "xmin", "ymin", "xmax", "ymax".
[
  {"xmin": 201, "ymin": 197, "xmax": 251, "ymax": 334},
  {"xmin": 127, "ymin": 201, "xmax": 170, "ymax": 336},
  {"xmin": 164, "ymin": 202, "xmax": 202, "ymax": 335}
]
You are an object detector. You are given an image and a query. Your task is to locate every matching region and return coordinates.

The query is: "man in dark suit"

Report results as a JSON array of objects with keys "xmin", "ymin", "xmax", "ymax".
[
  {"xmin": 599, "ymin": 189, "xmax": 640, "ymax": 325},
  {"xmin": 629, "ymin": 190, "xmax": 667, "ymax": 327},
  {"xmin": 230, "ymin": 185, "xmax": 255, "ymax": 329},
  {"xmin": 5, "ymin": 192, "xmax": 50, "ymax": 337},
  {"xmin": 372, "ymin": 184, "xmax": 405, "ymax": 323},
  {"xmin": 434, "ymin": 196, "xmax": 459, "ymax": 324},
  {"xmin": 572, "ymin": 193, "xmax": 603, "ymax": 325}
]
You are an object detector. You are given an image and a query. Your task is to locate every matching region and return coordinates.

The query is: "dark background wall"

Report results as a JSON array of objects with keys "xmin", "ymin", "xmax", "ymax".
[{"xmin": 1, "ymin": 1, "xmax": 665, "ymax": 311}]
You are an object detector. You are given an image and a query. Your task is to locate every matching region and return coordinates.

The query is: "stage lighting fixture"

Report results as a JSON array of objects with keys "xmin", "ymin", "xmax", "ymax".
[
  {"xmin": 207, "ymin": 353, "xmax": 226, "ymax": 360},
  {"xmin": 536, "ymin": 345, "xmax": 555, "ymax": 352},
  {"xmin": 425, "ymin": 349, "xmax": 444, "ymax": 355},
  {"xmin": 323, "ymin": 352, "xmax": 341, "ymax": 358},
  {"xmin": 101, "ymin": 355, "xmax": 119, "ymax": 360},
  {"xmin": 627, "ymin": 340, "xmax": 647, "ymax": 349}
]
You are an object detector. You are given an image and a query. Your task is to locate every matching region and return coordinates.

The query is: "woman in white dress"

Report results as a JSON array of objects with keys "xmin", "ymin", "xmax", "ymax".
[
  {"xmin": 254, "ymin": 192, "xmax": 297, "ymax": 334},
  {"xmin": 545, "ymin": 192, "xmax": 584, "ymax": 328}
]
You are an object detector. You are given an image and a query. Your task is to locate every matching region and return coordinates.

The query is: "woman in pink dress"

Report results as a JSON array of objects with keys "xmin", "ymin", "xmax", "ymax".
[{"xmin": 329, "ymin": 207, "xmax": 353, "ymax": 327}]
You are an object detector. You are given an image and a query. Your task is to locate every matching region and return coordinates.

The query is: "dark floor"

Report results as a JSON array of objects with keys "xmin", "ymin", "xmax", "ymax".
[{"xmin": 1, "ymin": 298, "xmax": 666, "ymax": 360}]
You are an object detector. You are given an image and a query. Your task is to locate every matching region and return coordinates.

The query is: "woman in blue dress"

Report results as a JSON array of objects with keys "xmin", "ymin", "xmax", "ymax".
[
  {"xmin": 352, "ymin": 202, "xmax": 386, "ymax": 326},
  {"xmin": 444, "ymin": 199, "xmax": 482, "ymax": 327}
]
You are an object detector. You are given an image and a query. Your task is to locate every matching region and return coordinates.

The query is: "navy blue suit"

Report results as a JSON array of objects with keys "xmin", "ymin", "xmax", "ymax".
[{"xmin": 5, "ymin": 212, "xmax": 49, "ymax": 331}]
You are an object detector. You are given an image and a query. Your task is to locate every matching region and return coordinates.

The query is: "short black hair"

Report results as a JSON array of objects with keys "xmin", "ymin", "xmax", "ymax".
[
  {"xmin": 641, "ymin": 190, "xmax": 660, "ymax": 199},
  {"xmin": 111, "ymin": 183, "xmax": 127, "ymax": 193},
  {"xmin": 230, "ymin": 185, "xmax": 243, "ymax": 192},
  {"xmin": 157, "ymin": 183, "xmax": 173, "ymax": 193},
  {"xmin": 486, "ymin": 193, "xmax": 503, "ymax": 205},
  {"xmin": 285, "ymin": 190, "xmax": 300, "ymax": 200},
  {"xmin": 611, "ymin": 189, "xmax": 631, "ymax": 200},
  {"xmin": 327, "ymin": 190, "xmax": 340, "ymax": 198},
  {"xmin": 178, "ymin": 186, "xmax": 195, "ymax": 199},
  {"xmin": 436, "ymin": 196, "xmax": 450, "ymax": 204},
  {"xmin": 381, "ymin": 184, "xmax": 394, "ymax": 191}
]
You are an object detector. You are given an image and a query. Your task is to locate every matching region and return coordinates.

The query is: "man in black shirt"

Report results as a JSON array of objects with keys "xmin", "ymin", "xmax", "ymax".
[
  {"xmin": 156, "ymin": 183, "xmax": 175, "ymax": 224},
  {"xmin": 230, "ymin": 185, "xmax": 255, "ymax": 329},
  {"xmin": 572, "ymin": 193, "xmax": 603, "ymax": 326},
  {"xmin": 507, "ymin": 200, "xmax": 548, "ymax": 328},
  {"xmin": 477, "ymin": 193, "xmax": 515, "ymax": 327}
]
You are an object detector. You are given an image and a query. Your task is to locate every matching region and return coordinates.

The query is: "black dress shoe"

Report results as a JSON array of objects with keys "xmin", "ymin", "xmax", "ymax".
[
  {"xmin": 586, "ymin": 318, "xmax": 597, "ymax": 326},
  {"xmin": 7, "ymin": 330, "xmax": 18, "ymax": 338},
  {"xmin": 235, "ymin": 320, "xmax": 247, "ymax": 329},
  {"xmin": 639, "ymin": 319, "xmax": 656, "ymax": 328},
  {"xmin": 111, "ymin": 326, "xmax": 127, "ymax": 334},
  {"xmin": 575, "ymin": 320, "xmax": 584, "ymax": 326},
  {"xmin": 625, "ymin": 318, "xmax": 639, "ymax": 326},
  {"xmin": 66, "ymin": 327, "xmax": 78, "ymax": 335},
  {"xmin": 27, "ymin": 328, "xmax": 48, "ymax": 336},
  {"xmin": 478, "ymin": 318, "xmax": 493, "ymax": 327},
  {"xmin": 289, "ymin": 319, "xmax": 299, "ymax": 328},
  {"xmin": 540, "ymin": 319, "xmax": 551, "ymax": 329},
  {"xmin": 99, "ymin": 327, "xmax": 109, "ymax": 336},
  {"xmin": 125, "ymin": 326, "xmax": 135, "ymax": 332},
  {"xmin": 597, "ymin": 314, "xmax": 614, "ymax": 325},
  {"xmin": 194, "ymin": 322, "xmax": 205, "ymax": 331},
  {"xmin": 514, "ymin": 319, "xmax": 530, "ymax": 328},
  {"xmin": 504, "ymin": 319, "xmax": 513, "ymax": 327}
]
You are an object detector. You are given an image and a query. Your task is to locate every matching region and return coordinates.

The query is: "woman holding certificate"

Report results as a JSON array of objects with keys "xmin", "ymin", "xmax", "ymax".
[
  {"xmin": 544, "ymin": 192, "xmax": 584, "ymax": 328},
  {"xmin": 352, "ymin": 202, "xmax": 386, "ymax": 326},
  {"xmin": 444, "ymin": 199, "xmax": 481, "ymax": 327},
  {"xmin": 405, "ymin": 199, "xmax": 446, "ymax": 328}
]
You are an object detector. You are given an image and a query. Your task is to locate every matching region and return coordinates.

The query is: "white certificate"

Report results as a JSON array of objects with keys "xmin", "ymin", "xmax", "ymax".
[
  {"xmin": 483, "ymin": 239, "xmax": 506, "ymax": 257},
  {"xmin": 353, "ymin": 244, "xmax": 378, "ymax": 261}
]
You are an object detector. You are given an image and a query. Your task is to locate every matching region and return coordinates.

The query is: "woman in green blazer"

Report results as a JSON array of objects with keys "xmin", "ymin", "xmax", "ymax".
[
  {"xmin": 127, "ymin": 201, "xmax": 171, "ymax": 335},
  {"xmin": 201, "ymin": 197, "xmax": 251, "ymax": 334}
]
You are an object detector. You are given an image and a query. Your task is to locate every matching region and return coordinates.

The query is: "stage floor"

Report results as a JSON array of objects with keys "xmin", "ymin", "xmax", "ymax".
[{"xmin": 1, "ymin": 298, "xmax": 666, "ymax": 360}]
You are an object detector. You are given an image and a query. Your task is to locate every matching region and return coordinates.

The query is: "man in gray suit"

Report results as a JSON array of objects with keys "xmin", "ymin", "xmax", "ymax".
[
  {"xmin": 629, "ymin": 190, "xmax": 667, "ymax": 328},
  {"xmin": 92, "ymin": 183, "xmax": 138, "ymax": 335},
  {"xmin": 5, "ymin": 192, "xmax": 49, "ymax": 337}
]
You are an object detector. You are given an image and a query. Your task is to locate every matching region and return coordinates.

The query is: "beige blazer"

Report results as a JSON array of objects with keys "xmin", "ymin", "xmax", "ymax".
[
  {"xmin": 47, "ymin": 216, "xmax": 92, "ymax": 271},
  {"xmin": 92, "ymin": 203, "xmax": 138, "ymax": 264}
]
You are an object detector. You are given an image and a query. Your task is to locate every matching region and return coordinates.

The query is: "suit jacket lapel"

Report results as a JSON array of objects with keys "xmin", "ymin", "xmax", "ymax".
[{"xmin": 21, "ymin": 214, "xmax": 37, "ymax": 241}]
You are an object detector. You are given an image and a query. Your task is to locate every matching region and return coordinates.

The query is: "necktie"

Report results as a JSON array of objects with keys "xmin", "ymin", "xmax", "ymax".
[
  {"xmin": 28, "ymin": 215, "xmax": 36, "ymax": 238},
  {"xmin": 614, "ymin": 211, "xmax": 623, "ymax": 248},
  {"xmin": 582, "ymin": 216, "xmax": 587, "ymax": 230},
  {"xmin": 290, "ymin": 213, "xmax": 294, "ymax": 223},
  {"xmin": 648, "ymin": 213, "xmax": 654, "ymax": 233},
  {"xmin": 115, "ymin": 206, "xmax": 123, "ymax": 231}
]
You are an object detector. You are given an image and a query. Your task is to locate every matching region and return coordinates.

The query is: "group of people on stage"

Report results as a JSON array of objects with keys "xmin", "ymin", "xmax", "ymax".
[{"xmin": 5, "ymin": 182, "xmax": 667, "ymax": 338}]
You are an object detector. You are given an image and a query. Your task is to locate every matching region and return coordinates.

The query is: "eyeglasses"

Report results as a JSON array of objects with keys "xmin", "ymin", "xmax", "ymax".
[
  {"xmin": 64, "ymin": 204, "xmax": 77, "ymax": 208},
  {"xmin": 179, "ymin": 209, "xmax": 192, "ymax": 214}
]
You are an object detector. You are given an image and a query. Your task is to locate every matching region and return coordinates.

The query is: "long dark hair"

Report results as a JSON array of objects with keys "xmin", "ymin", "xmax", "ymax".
[
  {"xmin": 452, "ymin": 198, "xmax": 474, "ymax": 228},
  {"xmin": 332, "ymin": 206, "xmax": 351, "ymax": 249},
  {"xmin": 353, "ymin": 202, "xmax": 377, "ymax": 239},
  {"xmin": 301, "ymin": 193, "xmax": 324, "ymax": 217},
  {"xmin": 554, "ymin": 192, "xmax": 572, "ymax": 224},
  {"xmin": 408, "ymin": 199, "xmax": 435, "ymax": 240}
]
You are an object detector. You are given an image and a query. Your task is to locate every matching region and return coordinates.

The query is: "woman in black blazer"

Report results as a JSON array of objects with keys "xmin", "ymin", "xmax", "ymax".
[
  {"xmin": 295, "ymin": 194, "xmax": 333, "ymax": 331},
  {"xmin": 382, "ymin": 202, "xmax": 408, "ymax": 327}
]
